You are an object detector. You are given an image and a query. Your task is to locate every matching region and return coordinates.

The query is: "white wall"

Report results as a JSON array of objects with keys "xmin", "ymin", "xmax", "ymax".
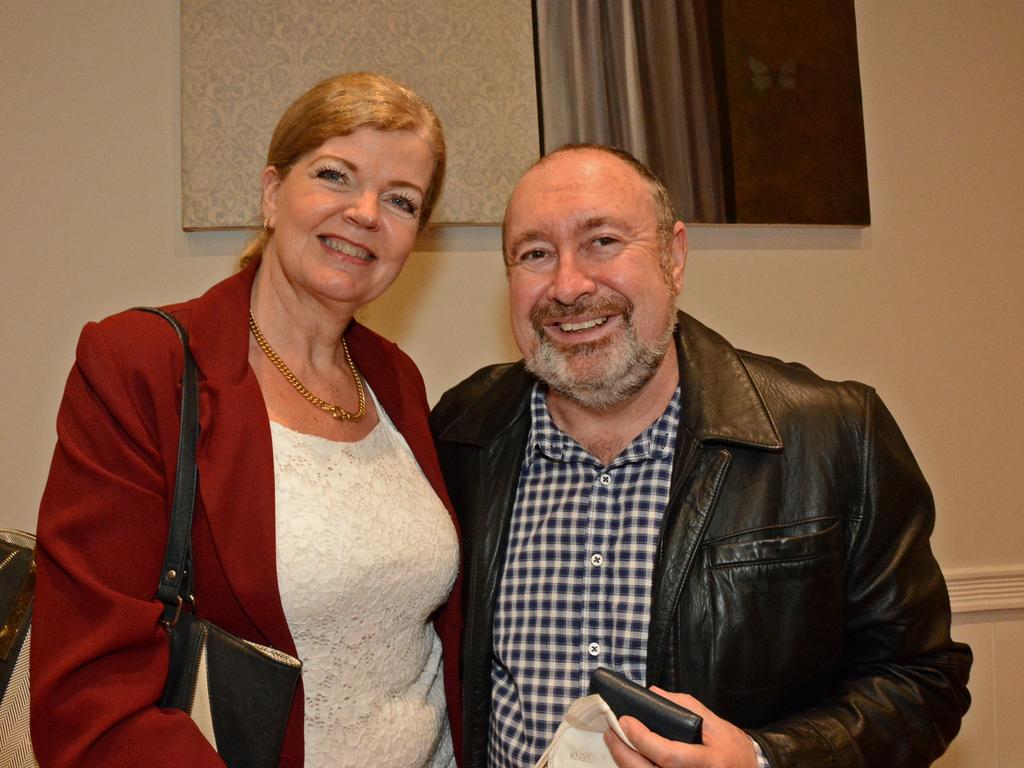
[{"xmin": 3, "ymin": 1, "xmax": 1022, "ymax": 763}]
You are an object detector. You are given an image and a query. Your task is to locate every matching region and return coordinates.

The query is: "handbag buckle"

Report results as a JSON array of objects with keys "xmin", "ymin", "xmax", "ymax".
[{"xmin": 160, "ymin": 594, "xmax": 195, "ymax": 629}]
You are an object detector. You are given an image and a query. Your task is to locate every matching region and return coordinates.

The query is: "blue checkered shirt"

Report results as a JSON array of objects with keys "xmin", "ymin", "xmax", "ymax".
[
  {"xmin": 488, "ymin": 383, "xmax": 680, "ymax": 766},
  {"xmin": 488, "ymin": 383, "xmax": 771, "ymax": 768}
]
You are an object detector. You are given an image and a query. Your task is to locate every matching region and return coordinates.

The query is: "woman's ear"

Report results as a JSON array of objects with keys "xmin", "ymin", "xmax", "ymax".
[{"xmin": 260, "ymin": 166, "xmax": 282, "ymax": 224}]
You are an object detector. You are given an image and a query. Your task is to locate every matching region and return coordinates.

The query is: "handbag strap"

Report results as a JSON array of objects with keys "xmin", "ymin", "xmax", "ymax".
[{"xmin": 134, "ymin": 307, "xmax": 200, "ymax": 627}]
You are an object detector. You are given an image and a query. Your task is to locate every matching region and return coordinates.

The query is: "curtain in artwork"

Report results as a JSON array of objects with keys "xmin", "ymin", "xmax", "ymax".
[{"xmin": 535, "ymin": 0, "xmax": 726, "ymax": 222}]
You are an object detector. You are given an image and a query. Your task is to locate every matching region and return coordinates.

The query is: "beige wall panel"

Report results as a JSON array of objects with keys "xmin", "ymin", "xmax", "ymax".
[
  {"xmin": 994, "ymin": 615, "xmax": 1024, "ymax": 766},
  {"xmin": 181, "ymin": 0, "xmax": 538, "ymax": 228}
]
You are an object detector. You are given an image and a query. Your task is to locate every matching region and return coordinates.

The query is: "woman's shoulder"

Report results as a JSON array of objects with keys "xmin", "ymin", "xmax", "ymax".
[
  {"xmin": 70, "ymin": 293, "xmax": 226, "ymax": 428},
  {"xmin": 79, "ymin": 301, "xmax": 198, "ymax": 373},
  {"xmin": 55, "ymin": 300, "xmax": 205, "ymax": 456},
  {"xmin": 78, "ymin": 265, "xmax": 253, "ymax": 377}
]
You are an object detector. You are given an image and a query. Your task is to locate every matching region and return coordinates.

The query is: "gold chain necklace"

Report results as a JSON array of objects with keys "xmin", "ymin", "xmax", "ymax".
[{"xmin": 248, "ymin": 310, "xmax": 366, "ymax": 422}]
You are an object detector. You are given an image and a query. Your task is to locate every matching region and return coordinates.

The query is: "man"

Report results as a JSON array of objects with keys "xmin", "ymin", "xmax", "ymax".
[{"xmin": 430, "ymin": 145, "xmax": 971, "ymax": 768}]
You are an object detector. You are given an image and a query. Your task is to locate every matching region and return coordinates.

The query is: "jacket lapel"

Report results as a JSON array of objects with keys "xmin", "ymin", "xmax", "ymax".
[
  {"xmin": 647, "ymin": 313, "xmax": 784, "ymax": 681},
  {"xmin": 347, "ymin": 322, "xmax": 466, "ymax": 755},
  {"xmin": 183, "ymin": 263, "xmax": 296, "ymax": 654},
  {"xmin": 647, "ymin": 442, "xmax": 731, "ymax": 682}
]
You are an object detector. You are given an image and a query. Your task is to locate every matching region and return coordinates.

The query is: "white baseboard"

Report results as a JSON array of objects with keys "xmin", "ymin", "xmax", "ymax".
[{"xmin": 945, "ymin": 565, "xmax": 1024, "ymax": 614}]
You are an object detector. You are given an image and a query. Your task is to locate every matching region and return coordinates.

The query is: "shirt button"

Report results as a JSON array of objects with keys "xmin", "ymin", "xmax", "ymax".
[
  {"xmin": 590, "ymin": 553, "xmax": 604, "ymax": 567},
  {"xmin": 588, "ymin": 642, "xmax": 601, "ymax": 656},
  {"xmin": 598, "ymin": 474, "xmax": 612, "ymax": 486}
]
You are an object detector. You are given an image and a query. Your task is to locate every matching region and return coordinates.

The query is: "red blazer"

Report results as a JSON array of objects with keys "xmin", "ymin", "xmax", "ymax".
[{"xmin": 32, "ymin": 262, "xmax": 463, "ymax": 767}]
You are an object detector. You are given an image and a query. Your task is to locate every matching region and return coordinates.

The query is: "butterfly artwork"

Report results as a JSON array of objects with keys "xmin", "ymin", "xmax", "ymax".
[{"xmin": 749, "ymin": 57, "xmax": 797, "ymax": 91}]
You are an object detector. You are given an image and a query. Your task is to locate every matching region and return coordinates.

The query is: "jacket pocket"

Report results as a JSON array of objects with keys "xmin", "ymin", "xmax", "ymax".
[{"xmin": 704, "ymin": 518, "xmax": 844, "ymax": 712}]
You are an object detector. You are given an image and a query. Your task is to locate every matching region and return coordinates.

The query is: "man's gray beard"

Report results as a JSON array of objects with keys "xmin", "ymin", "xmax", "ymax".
[{"xmin": 525, "ymin": 305, "xmax": 677, "ymax": 410}]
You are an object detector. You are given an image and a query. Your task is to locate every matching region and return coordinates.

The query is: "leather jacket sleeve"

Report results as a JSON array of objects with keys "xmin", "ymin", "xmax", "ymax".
[{"xmin": 749, "ymin": 391, "xmax": 971, "ymax": 766}]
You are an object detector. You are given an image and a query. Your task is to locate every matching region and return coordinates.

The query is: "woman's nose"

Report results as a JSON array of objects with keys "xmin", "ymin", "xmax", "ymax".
[{"xmin": 344, "ymin": 191, "xmax": 380, "ymax": 229}]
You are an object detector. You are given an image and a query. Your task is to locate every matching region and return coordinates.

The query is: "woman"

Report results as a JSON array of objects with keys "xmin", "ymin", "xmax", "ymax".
[{"xmin": 32, "ymin": 72, "xmax": 462, "ymax": 768}]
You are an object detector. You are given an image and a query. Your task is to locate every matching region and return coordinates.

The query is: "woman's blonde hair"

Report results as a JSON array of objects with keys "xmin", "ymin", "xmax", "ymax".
[{"xmin": 240, "ymin": 72, "xmax": 446, "ymax": 268}]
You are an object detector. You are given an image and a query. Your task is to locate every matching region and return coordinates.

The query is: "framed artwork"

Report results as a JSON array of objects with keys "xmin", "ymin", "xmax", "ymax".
[{"xmin": 535, "ymin": 0, "xmax": 870, "ymax": 225}]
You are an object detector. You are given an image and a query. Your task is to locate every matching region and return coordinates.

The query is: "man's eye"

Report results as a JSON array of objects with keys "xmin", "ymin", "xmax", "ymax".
[
  {"xmin": 385, "ymin": 193, "xmax": 419, "ymax": 217},
  {"xmin": 511, "ymin": 249, "xmax": 555, "ymax": 271},
  {"xmin": 519, "ymin": 250, "xmax": 549, "ymax": 263},
  {"xmin": 593, "ymin": 236, "xmax": 617, "ymax": 247}
]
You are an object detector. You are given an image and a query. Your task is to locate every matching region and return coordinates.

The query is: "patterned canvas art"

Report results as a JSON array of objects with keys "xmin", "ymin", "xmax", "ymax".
[{"xmin": 181, "ymin": 0, "xmax": 539, "ymax": 229}]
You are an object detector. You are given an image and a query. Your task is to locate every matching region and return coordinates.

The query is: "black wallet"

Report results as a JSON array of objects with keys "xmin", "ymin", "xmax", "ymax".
[{"xmin": 588, "ymin": 667, "xmax": 703, "ymax": 744}]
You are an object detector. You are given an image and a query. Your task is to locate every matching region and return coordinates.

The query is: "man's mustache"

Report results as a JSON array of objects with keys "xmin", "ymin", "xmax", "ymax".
[{"xmin": 529, "ymin": 295, "xmax": 633, "ymax": 332}]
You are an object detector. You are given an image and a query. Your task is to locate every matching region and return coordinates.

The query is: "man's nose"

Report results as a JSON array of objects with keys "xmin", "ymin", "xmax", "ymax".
[{"xmin": 549, "ymin": 250, "xmax": 597, "ymax": 304}]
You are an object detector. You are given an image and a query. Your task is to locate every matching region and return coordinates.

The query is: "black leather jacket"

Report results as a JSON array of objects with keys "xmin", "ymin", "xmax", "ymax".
[{"xmin": 431, "ymin": 312, "xmax": 971, "ymax": 768}]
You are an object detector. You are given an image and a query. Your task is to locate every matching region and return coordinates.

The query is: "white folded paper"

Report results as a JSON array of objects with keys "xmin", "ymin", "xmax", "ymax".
[{"xmin": 534, "ymin": 694, "xmax": 636, "ymax": 768}]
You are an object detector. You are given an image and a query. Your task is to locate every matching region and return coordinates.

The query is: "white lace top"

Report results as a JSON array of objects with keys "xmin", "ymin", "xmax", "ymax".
[{"xmin": 271, "ymin": 392, "xmax": 458, "ymax": 767}]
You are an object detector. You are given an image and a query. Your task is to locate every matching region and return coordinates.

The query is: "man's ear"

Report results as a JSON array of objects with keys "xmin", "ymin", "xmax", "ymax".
[
  {"xmin": 668, "ymin": 221, "xmax": 688, "ymax": 294},
  {"xmin": 260, "ymin": 166, "xmax": 283, "ymax": 226}
]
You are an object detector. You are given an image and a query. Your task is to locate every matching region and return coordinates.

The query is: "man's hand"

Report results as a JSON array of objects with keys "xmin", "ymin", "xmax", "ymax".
[{"xmin": 603, "ymin": 688, "xmax": 758, "ymax": 768}]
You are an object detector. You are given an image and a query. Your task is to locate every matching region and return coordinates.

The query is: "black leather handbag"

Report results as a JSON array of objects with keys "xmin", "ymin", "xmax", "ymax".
[{"xmin": 140, "ymin": 307, "xmax": 302, "ymax": 768}]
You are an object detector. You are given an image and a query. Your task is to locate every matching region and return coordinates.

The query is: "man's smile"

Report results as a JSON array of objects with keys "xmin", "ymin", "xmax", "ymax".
[{"xmin": 557, "ymin": 316, "xmax": 608, "ymax": 332}]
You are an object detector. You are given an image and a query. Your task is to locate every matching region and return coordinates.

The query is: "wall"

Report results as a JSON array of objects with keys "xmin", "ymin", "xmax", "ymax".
[{"xmin": 2, "ymin": 0, "xmax": 1022, "ymax": 763}]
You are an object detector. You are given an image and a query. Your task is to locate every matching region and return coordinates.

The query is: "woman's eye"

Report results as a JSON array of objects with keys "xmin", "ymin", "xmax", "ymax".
[
  {"xmin": 315, "ymin": 167, "xmax": 349, "ymax": 185},
  {"xmin": 385, "ymin": 193, "xmax": 419, "ymax": 217}
]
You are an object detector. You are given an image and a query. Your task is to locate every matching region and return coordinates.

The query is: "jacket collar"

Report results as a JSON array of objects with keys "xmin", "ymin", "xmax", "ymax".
[
  {"xmin": 438, "ymin": 311, "xmax": 783, "ymax": 452},
  {"xmin": 674, "ymin": 312, "xmax": 782, "ymax": 450},
  {"xmin": 434, "ymin": 360, "xmax": 534, "ymax": 447},
  {"xmin": 184, "ymin": 259, "xmax": 418, "ymax": 408}
]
